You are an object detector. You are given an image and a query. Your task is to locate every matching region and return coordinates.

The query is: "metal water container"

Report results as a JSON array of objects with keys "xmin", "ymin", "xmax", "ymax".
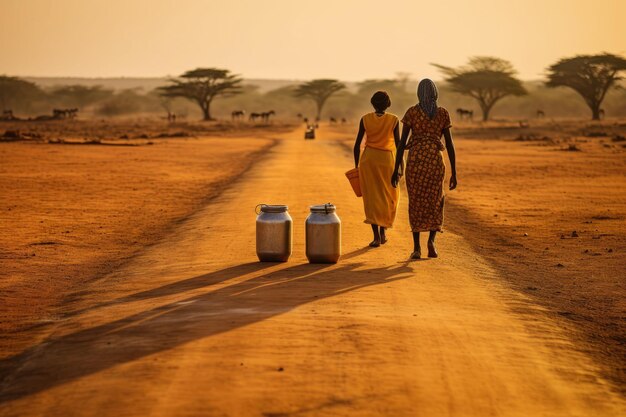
[
  {"xmin": 304, "ymin": 127, "xmax": 315, "ymax": 139},
  {"xmin": 306, "ymin": 203, "xmax": 341, "ymax": 263},
  {"xmin": 256, "ymin": 204, "xmax": 292, "ymax": 262}
]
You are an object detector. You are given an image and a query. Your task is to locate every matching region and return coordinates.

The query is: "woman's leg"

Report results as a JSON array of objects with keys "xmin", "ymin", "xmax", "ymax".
[
  {"xmin": 370, "ymin": 224, "xmax": 381, "ymax": 247},
  {"xmin": 427, "ymin": 230, "xmax": 438, "ymax": 258},
  {"xmin": 412, "ymin": 232, "xmax": 421, "ymax": 259}
]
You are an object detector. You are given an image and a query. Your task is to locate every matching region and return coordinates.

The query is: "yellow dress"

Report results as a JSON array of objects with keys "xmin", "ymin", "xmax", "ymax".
[{"xmin": 359, "ymin": 112, "xmax": 400, "ymax": 228}]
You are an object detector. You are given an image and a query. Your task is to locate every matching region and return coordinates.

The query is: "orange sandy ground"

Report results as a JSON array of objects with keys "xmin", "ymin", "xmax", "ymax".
[
  {"xmin": 337, "ymin": 119, "xmax": 626, "ymax": 390},
  {"xmin": 449, "ymin": 127, "xmax": 626, "ymax": 391},
  {"xmin": 0, "ymin": 119, "xmax": 624, "ymax": 415},
  {"xmin": 0, "ymin": 124, "xmax": 280, "ymax": 358}
]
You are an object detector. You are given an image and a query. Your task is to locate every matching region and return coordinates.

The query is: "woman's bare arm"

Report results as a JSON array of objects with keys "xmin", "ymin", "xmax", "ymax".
[
  {"xmin": 391, "ymin": 123, "xmax": 410, "ymax": 187},
  {"xmin": 443, "ymin": 127, "xmax": 457, "ymax": 190},
  {"xmin": 393, "ymin": 121, "xmax": 400, "ymax": 148},
  {"xmin": 353, "ymin": 118, "xmax": 365, "ymax": 167}
]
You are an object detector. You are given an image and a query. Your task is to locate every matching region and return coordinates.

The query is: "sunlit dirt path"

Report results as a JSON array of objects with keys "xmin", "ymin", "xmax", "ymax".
[{"xmin": 0, "ymin": 128, "xmax": 623, "ymax": 417}]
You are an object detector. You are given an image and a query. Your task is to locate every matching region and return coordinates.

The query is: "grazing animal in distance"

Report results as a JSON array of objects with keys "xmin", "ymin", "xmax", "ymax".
[
  {"xmin": 231, "ymin": 110, "xmax": 245, "ymax": 121},
  {"xmin": 456, "ymin": 108, "xmax": 473, "ymax": 120},
  {"xmin": 329, "ymin": 117, "xmax": 337, "ymax": 124},
  {"xmin": 167, "ymin": 112, "xmax": 177, "ymax": 123},
  {"xmin": 52, "ymin": 108, "xmax": 79, "ymax": 119},
  {"xmin": 67, "ymin": 108, "xmax": 78, "ymax": 119},
  {"xmin": 296, "ymin": 113, "xmax": 303, "ymax": 118},
  {"xmin": 536, "ymin": 110, "xmax": 545, "ymax": 118},
  {"xmin": 341, "ymin": 117, "xmax": 347, "ymax": 124},
  {"xmin": 303, "ymin": 117, "xmax": 309, "ymax": 124},
  {"xmin": 261, "ymin": 110, "xmax": 275, "ymax": 123},
  {"xmin": 249, "ymin": 112, "xmax": 262, "ymax": 122}
]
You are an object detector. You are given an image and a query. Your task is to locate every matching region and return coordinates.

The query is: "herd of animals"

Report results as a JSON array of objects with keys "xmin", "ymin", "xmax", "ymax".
[
  {"xmin": 0, "ymin": 108, "xmax": 607, "ymax": 124},
  {"xmin": 230, "ymin": 110, "xmax": 349, "ymax": 125},
  {"xmin": 231, "ymin": 110, "xmax": 276, "ymax": 123},
  {"xmin": 453, "ymin": 107, "xmax": 607, "ymax": 121},
  {"xmin": 0, "ymin": 108, "xmax": 78, "ymax": 121}
]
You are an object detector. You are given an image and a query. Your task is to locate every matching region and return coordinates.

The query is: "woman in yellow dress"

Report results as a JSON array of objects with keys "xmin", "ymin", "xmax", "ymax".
[
  {"xmin": 392, "ymin": 79, "xmax": 457, "ymax": 259},
  {"xmin": 353, "ymin": 91, "xmax": 400, "ymax": 247}
]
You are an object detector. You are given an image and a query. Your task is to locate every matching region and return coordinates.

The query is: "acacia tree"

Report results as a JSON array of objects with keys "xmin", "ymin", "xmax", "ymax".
[
  {"xmin": 0, "ymin": 76, "xmax": 45, "ymax": 112},
  {"xmin": 433, "ymin": 57, "xmax": 527, "ymax": 121},
  {"xmin": 546, "ymin": 53, "xmax": 626, "ymax": 120},
  {"xmin": 293, "ymin": 79, "xmax": 346, "ymax": 120},
  {"xmin": 158, "ymin": 68, "xmax": 242, "ymax": 120}
]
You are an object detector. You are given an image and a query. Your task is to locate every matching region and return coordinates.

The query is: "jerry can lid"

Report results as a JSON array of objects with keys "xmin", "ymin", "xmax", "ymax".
[
  {"xmin": 256, "ymin": 204, "xmax": 289, "ymax": 214},
  {"xmin": 310, "ymin": 203, "xmax": 336, "ymax": 214}
]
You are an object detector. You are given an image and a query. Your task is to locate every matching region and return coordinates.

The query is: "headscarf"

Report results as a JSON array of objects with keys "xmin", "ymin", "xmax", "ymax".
[{"xmin": 417, "ymin": 79, "xmax": 439, "ymax": 119}]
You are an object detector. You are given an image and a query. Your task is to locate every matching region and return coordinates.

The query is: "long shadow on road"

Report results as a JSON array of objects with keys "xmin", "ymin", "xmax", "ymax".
[
  {"xmin": 0, "ymin": 256, "xmax": 412, "ymax": 404},
  {"xmin": 64, "ymin": 261, "xmax": 276, "ymax": 317}
]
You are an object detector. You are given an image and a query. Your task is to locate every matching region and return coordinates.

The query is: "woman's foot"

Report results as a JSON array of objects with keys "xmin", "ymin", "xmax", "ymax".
[
  {"xmin": 427, "ymin": 240, "xmax": 438, "ymax": 258},
  {"xmin": 411, "ymin": 247, "xmax": 421, "ymax": 259},
  {"xmin": 370, "ymin": 225, "xmax": 381, "ymax": 247},
  {"xmin": 379, "ymin": 228, "xmax": 387, "ymax": 244}
]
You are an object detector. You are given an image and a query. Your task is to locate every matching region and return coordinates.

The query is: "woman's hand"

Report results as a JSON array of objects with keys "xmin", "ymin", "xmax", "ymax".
[
  {"xmin": 449, "ymin": 174, "xmax": 458, "ymax": 190},
  {"xmin": 391, "ymin": 171, "xmax": 400, "ymax": 188}
]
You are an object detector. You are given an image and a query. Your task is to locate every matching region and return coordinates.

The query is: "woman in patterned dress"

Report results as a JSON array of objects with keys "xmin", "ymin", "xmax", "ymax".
[{"xmin": 391, "ymin": 79, "xmax": 457, "ymax": 259}]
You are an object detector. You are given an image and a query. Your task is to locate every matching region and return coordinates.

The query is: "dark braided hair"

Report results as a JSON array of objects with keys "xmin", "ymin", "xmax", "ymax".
[
  {"xmin": 417, "ymin": 79, "xmax": 439, "ymax": 119},
  {"xmin": 371, "ymin": 91, "xmax": 391, "ymax": 113}
]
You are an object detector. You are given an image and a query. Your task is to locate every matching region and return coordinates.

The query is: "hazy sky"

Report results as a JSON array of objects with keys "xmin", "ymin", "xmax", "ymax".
[{"xmin": 1, "ymin": 0, "xmax": 624, "ymax": 81}]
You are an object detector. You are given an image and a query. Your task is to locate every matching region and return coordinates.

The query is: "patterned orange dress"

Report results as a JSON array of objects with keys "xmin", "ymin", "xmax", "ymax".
[{"xmin": 400, "ymin": 106, "xmax": 451, "ymax": 232}]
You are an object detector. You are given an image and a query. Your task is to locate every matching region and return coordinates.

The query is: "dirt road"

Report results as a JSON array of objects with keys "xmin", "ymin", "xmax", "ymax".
[{"xmin": 1, "ymin": 129, "xmax": 624, "ymax": 416}]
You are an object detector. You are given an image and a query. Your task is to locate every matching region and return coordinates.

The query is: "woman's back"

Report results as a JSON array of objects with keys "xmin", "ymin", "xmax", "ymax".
[
  {"xmin": 401, "ymin": 106, "xmax": 451, "ymax": 140},
  {"xmin": 362, "ymin": 112, "xmax": 398, "ymax": 151}
]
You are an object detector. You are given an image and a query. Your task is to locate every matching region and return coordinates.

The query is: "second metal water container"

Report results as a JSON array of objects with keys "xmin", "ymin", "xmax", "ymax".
[
  {"xmin": 256, "ymin": 204, "xmax": 292, "ymax": 262},
  {"xmin": 305, "ymin": 203, "xmax": 341, "ymax": 263}
]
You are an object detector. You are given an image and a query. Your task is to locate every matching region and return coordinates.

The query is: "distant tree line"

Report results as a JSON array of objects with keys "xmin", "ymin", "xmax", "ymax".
[
  {"xmin": 434, "ymin": 53, "xmax": 626, "ymax": 121},
  {"xmin": 1, "ymin": 53, "xmax": 625, "ymax": 121},
  {"xmin": 0, "ymin": 77, "xmax": 173, "ymax": 117}
]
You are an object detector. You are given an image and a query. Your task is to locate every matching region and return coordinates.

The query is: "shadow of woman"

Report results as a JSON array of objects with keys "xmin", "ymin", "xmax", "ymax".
[
  {"xmin": 65, "ymin": 247, "xmax": 373, "ymax": 318},
  {"xmin": 64, "ymin": 246, "xmax": 371, "ymax": 316},
  {"xmin": 0, "ymin": 259, "xmax": 412, "ymax": 403},
  {"xmin": 64, "ymin": 261, "xmax": 277, "ymax": 317}
]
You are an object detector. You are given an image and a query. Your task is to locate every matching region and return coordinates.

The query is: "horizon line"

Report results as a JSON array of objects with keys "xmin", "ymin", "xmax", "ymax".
[{"xmin": 10, "ymin": 74, "xmax": 548, "ymax": 83}]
